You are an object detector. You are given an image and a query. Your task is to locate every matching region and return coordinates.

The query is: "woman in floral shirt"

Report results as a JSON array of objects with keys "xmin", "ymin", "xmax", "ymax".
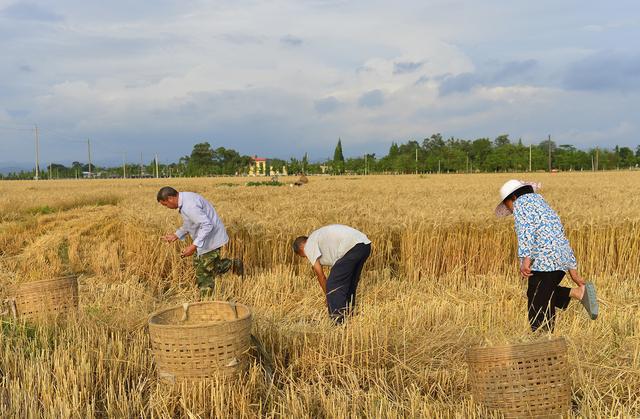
[{"xmin": 496, "ymin": 180, "xmax": 598, "ymax": 332}]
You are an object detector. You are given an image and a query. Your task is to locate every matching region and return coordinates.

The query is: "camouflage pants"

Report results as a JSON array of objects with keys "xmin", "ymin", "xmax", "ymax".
[{"xmin": 193, "ymin": 248, "xmax": 233, "ymax": 295}]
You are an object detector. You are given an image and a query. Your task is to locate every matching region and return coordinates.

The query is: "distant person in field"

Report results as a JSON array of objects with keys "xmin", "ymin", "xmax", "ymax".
[
  {"xmin": 157, "ymin": 187, "xmax": 242, "ymax": 297},
  {"xmin": 495, "ymin": 180, "xmax": 598, "ymax": 332},
  {"xmin": 292, "ymin": 225, "xmax": 371, "ymax": 324},
  {"xmin": 293, "ymin": 174, "xmax": 308, "ymax": 187}
]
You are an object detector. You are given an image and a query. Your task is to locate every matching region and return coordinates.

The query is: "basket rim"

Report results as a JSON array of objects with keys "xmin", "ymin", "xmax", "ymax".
[
  {"xmin": 467, "ymin": 336, "xmax": 566, "ymax": 357},
  {"xmin": 7, "ymin": 275, "xmax": 78, "ymax": 292},
  {"xmin": 148, "ymin": 300, "xmax": 252, "ymax": 329}
]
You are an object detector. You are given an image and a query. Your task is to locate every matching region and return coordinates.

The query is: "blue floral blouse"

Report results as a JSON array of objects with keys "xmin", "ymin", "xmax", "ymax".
[{"xmin": 512, "ymin": 193, "xmax": 577, "ymax": 272}]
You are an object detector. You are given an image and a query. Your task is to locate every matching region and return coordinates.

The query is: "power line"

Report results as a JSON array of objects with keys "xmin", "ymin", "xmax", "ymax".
[
  {"xmin": 87, "ymin": 139, "xmax": 92, "ymax": 178},
  {"xmin": 547, "ymin": 134, "xmax": 552, "ymax": 172},
  {"xmin": 34, "ymin": 125, "xmax": 40, "ymax": 180}
]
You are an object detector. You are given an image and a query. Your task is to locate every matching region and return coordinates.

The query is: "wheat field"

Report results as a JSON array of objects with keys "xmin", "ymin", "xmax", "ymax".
[{"xmin": 0, "ymin": 172, "xmax": 638, "ymax": 418}]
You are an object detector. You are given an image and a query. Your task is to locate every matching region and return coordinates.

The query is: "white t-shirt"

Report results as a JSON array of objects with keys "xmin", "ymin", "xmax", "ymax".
[{"xmin": 304, "ymin": 224, "xmax": 371, "ymax": 267}]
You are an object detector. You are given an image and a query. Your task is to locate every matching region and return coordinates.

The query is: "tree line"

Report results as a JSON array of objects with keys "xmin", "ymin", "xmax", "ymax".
[
  {"xmin": 2, "ymin": 136, "xmax": 639, "ymax": 180},
  {"xmin": 336, "ymin": 134, "xmax": 640, "ymax": 175}
]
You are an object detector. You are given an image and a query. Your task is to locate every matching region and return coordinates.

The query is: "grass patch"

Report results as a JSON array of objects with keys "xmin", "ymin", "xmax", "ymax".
[
  {"xmin": 1, "ymin": 319, "xmax": 38, "ymax": 340},
  {"xmin": 245, "ymin": 181, "xmax": 284, "ymax": 187},
  {"xmin": 28, "ymin": 205, "xmax": 55, "ymax": 215},
  {"xmin": 93, "ymin": 196, "xmax": 120, "ymax": 207}
]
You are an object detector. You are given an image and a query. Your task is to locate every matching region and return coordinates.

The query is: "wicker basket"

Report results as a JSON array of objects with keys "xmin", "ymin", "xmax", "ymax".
[
  {"xmin": 148, "ymin": 301, "xmax": 253, "ymax": 382},
  {"xmin": 467, "ymin": 337, "xmax": 571, "ymax": 418},
  {"xmin": 4, "ymin": 276, "xmax": 79, "ymax": 320}
]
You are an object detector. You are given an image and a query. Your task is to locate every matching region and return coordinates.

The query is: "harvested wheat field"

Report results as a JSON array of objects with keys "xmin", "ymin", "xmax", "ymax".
[{"xmin": 0, "ymin": 172, "xmax": 638, "ymax": 417}]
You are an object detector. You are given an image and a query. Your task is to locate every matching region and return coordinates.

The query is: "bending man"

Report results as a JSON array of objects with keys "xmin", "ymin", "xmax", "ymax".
[
  {"xmin": 157, "ymin": 187, "xmax": 242, "ymax": 297},
  {"xmin": 292, "ymin": 224, "xmax": 371, "ymax": 324}
]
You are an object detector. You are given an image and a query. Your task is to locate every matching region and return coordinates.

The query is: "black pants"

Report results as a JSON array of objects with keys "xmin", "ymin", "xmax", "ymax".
[
  {"xmin": 326, "ymin": 243, "xmax": 371, "ymax": 324},
  {"xmin": 527, "ymin": 271, "xmax": 571, "ymax": 332}
]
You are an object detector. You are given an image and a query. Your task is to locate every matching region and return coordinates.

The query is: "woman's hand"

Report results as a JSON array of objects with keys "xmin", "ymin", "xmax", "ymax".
[
  {"xmin": 568, "ymin": 269, "xmax": 586, "ymax": 286},
  {"xmin": 520, "ymin": 257, "xmax": 533, "ymax": 278}
]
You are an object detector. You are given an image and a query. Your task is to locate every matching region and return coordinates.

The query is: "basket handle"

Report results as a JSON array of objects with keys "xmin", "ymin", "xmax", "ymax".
[
  {"xmin": 1, "ymin": 298, "xmax": 17, "ymax": 319},
  {"xmin": 180, "ymin": 302, "xmax": 190, "ymax": 322},
  {"xmin": 229, "ymin": 301, "xmax": 239, "ymax": 319}
]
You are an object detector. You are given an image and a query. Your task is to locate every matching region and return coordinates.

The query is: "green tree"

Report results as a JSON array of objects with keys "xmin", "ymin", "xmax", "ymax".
[
  {"xmin": 187, "ymin": 142, "xmax": 214, "ymax": 175},
  {"xmin": 494, "ymin": 134, "xmax": 511, "ymax": 147},
  {"xmin": 333, "ymin": 138, "xmax": 345, "ymax": 174},
  {"xmin": 537, "ymin": 139, "xmax": 557, "ymax": 171},
  {"xmin": 470, "ymin": 138, "xmax": 492, "ymax": 170},
  {"xmin": 618, "ymin": 147, "xmax": 635, "ymax": 168}
]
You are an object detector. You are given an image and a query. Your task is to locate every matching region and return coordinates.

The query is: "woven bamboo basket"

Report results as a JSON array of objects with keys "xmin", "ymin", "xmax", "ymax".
[
  {"xmin": 467, "ymin": 337, "xmax": 571, "ymax": 418},
  {"xmin": 4, "ymin": 276, "xmax": 79, "ymax": 320},
  {"xmin": 148, "ymin": 301, "xmax": 252, "ymax": 382}
]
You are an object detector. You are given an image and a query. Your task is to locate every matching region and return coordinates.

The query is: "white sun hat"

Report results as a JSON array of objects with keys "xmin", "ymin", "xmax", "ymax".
[{"xmin": 495, "ymin": 179, "xmax": 541, "ymax": 217}]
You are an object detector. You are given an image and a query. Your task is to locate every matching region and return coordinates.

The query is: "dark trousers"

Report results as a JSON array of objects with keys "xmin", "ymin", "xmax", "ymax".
[
  {"xmin": 527, "ymin": 270, "xmax": 571, "ymax": 332},
  {"xmin": 326, "ymin": 243, "xmax": 371, "ymax": 324}
]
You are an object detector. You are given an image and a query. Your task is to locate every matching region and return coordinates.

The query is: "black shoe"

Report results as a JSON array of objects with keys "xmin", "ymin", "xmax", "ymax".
[{"xmin": 232, "ymin": 259, "xmax": 244, "ymax": 277}]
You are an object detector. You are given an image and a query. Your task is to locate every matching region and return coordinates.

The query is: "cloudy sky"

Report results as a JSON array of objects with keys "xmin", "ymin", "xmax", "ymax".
[{"xmin": 1, "ymin": 0, "xmax": 639, "ymax": 166}]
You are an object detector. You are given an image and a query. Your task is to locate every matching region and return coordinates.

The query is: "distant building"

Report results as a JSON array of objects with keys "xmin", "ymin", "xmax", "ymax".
[
  {"xmin": 82, "ymin": 171, "xmax": 103, "ymax": 178},
  {"xmin": 249, "ymin": 156, "xmax": 267, "ymax": 176},
  {"xmin": 249, "ymin": 156, "xmax": 289, "ymax": 177}
]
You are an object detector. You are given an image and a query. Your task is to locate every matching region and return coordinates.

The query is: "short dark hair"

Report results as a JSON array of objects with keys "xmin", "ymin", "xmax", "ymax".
[
  {"xmin": 292, "ymin": 236, "xmax": 308, "ymax": 254},
  {"xmin": 509, "ymin": 185, "xmax": 534, "ymax": 201},
  {"xmin": 157, "ymin": 186, "xmax": 178, "ymax": 202}
]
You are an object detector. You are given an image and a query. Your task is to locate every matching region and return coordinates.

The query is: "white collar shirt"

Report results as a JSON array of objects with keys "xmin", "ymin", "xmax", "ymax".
[{"xmin": 175, "ymin": 192, "xmax": 229, "ymax": 255}]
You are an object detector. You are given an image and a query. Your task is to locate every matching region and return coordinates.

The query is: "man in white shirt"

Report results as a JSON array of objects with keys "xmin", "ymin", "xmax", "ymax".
[
  {"xmin": 292, "ymin": 224, "xmax": 371, "ymax": 324},
  {"xmin": 157, "ymin": 187, "xmax": 242, "ymax": 296}
]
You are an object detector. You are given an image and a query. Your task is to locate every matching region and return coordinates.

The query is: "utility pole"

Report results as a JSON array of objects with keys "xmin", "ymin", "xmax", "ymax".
[
  {"xmin": 438, "ymin": 159, "xmax": 441, "ymax": 174},
  {"xmin": 48, "ymin": 162, "xmax": 52, "ymax": 180},
  {"xmin": 415, "ymin": 144, "xmax": 418, "ymax": 175},
  {"xmin": 529, "ymin": 144, "xmax": 532, "ymax": 172},
  {"xmin": 34, "ymin": 125, "xmax": 40, "ymax": 180},
  {"xmin": 87, "ymin": 139, "xmax": 92, "ymax": 178},
  {"xmin": 140, "ymin": 152, "xmax": 144, "ymax": 177},
  {"xmin": 547, "ymin": 134, "xmax": 552, "ymax": 172},
  {"xmin": 155, "ymin": 153, "xmax": 159, "ymax": 178},
  {"xmin": 595, "ymin": 148, "xmax": 599, "ymax": 171},
  {"xmin": 364, "ymin": 153, "xmax": 368, "ymax": 176},
  {"xmin": 122, "ymin": 153, "xmax": 127, "ymax": 179},
  {"xmin": 466, "ymin": 154, "xmax": 469, "ymax": 173}
]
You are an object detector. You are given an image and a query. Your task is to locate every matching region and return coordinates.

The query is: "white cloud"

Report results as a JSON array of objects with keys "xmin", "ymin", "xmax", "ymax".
[{"xmin": 1, "ymin": 0, "xmax": 639, "ymax": 164}]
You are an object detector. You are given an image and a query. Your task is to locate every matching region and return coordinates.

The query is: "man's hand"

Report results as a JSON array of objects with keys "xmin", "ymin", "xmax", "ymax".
[
  {"xmin": 520, "ymin": 256, "xmax": 533, "ymax": 278},
  {"xmin": 181, "ymin": 244, "xmax": 197, "ymax": 258},
  {"xmin": 312, "ymin": 260, "xmax": 327, "ymax": 294},
  {"xmin": 162, "ymin": 233, "xmax": 179, "ymax": 243}
]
